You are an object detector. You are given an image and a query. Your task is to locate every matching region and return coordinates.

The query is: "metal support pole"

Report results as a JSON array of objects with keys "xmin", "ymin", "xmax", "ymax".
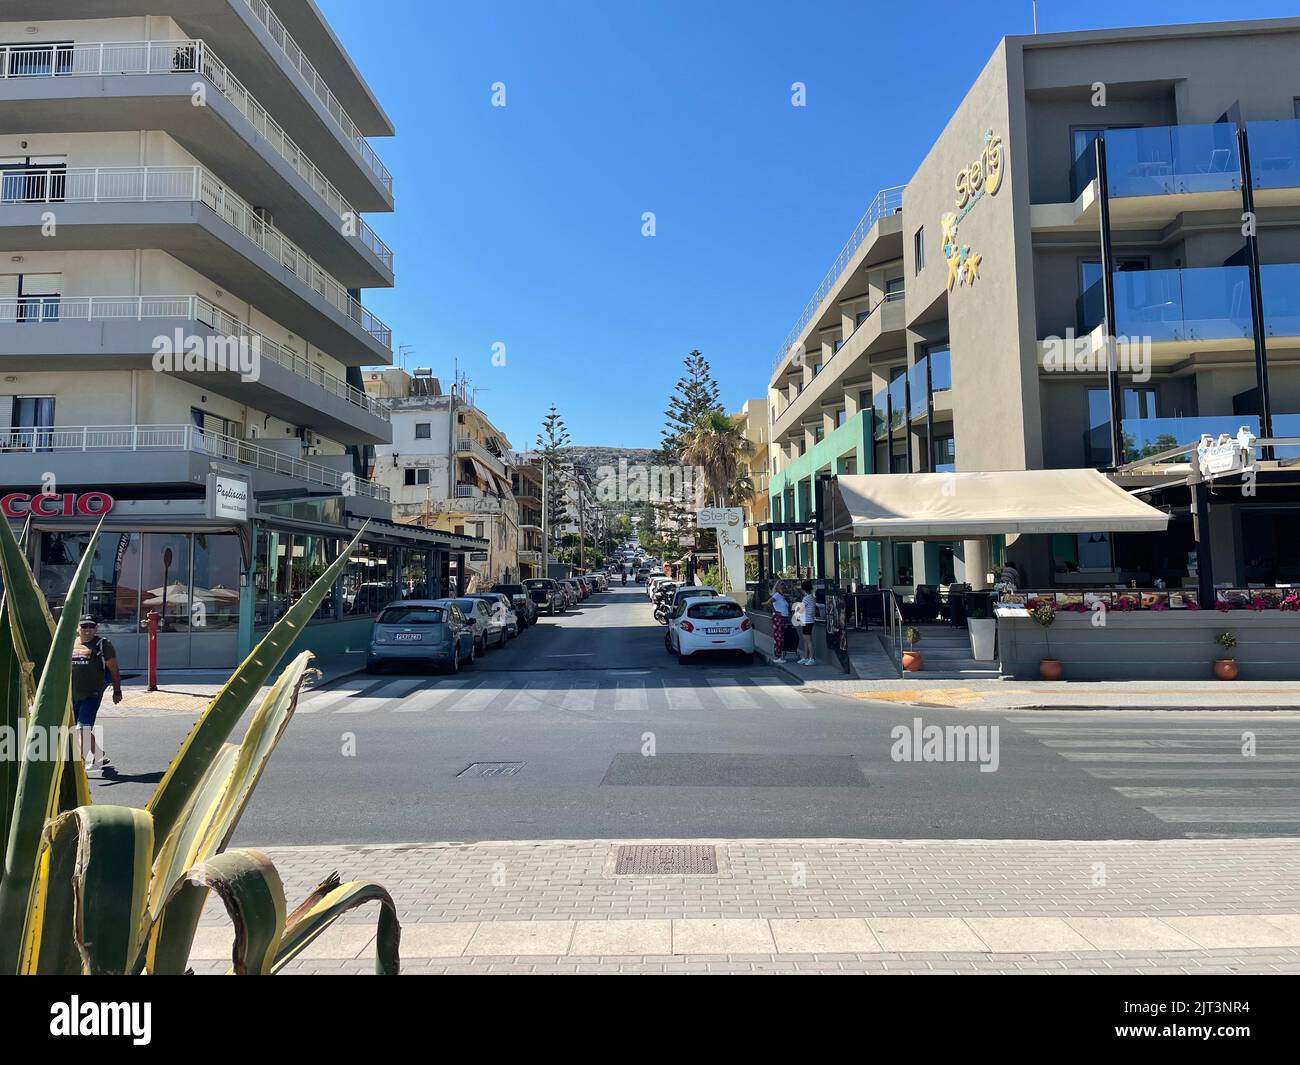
[
  {"xmin": 813, "ymin": 474, "xmax": 829, "ymax": 580},
  {"xmin": 1190, "ymin": 454, "xmax": 1216, "ymax": 607},
  {"xmin": 1095, "ymin": 136, "xmax": 1125, "ymax": 469},
  {"xmin": 1237, "ymin": 123, "xmax": 1274, "ymax": 460}
]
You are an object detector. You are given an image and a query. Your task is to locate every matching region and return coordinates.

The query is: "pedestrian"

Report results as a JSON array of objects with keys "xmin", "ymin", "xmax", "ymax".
[
  {"xmin": 71, "ymin": 615, "xmax": 123, "ymax": 773},
  {"xmin": 770, "ymin": 581, "xmax": 791, "ymax": 662},
  {"xmin": 999, "ymin": 559, "xmax": 1021, "ymax": 588},
  {"xmin": 798, "ymin": 581, "xmax": 818, "ymax": 666}
]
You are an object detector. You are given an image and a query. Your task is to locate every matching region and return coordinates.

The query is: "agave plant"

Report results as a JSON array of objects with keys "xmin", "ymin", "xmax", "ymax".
[{"xmin": 0, "ymin": 516, "xmax": 400, "ymax": 975}]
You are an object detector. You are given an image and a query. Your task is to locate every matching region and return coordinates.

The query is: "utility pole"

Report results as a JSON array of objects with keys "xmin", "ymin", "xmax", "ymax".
[
  {"xmin": 540, "ymin": 455, "xmax": 549, "ymax": 576},
  {"xmin": 577, "ymin": 471, "xmax": 586, "ymax": 571}
]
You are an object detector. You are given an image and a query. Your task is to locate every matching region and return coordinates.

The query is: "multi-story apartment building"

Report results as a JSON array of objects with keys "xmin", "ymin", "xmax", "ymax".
[
  {"xmin": 365, "ymin": 367, "xmax": 517, "ymax": 590},
  {"xmin": 0, "ymin": 4, "xmax": 465, "ymax": 667},
  {"xmin": 767, "ymin": 17, "xmax": 1300, "ymax": 594},
  {"xmin": 507, "ymin": 457, "xmax": 544, "ymax": 579},
  {"xmin": 731, "ymin": 398, "xmax": 769, "ymax": 550}
]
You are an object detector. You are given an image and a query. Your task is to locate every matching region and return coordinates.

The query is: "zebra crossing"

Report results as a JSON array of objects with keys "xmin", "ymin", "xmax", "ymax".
[
  {"xmin": 1011, "ymin": 714, "xmax": 1300, "ymax": 837},
  {"xmin": 295, "ymin": 673, "xmax": 818, "ymax": 717}
]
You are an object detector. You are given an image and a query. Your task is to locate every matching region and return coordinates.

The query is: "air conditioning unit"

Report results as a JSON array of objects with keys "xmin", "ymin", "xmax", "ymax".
[{"xmin": 253, "ymin": 206, "xmax": 275, "ymax": 227}]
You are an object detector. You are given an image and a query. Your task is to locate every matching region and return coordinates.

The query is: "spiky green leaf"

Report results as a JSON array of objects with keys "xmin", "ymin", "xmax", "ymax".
[
  {"xmin": 170, "ymin": 849, "xmax": 285, "ymax": 975},
  {"xmin": 273, "ymin": 876, "xmax": 400, "ymax": 975}
]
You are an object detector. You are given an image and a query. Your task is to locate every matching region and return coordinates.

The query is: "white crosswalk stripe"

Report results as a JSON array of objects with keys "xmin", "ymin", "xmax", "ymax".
[
  {"xmin": 663, "ymin": 683, "xmax": 703, "ymax": 711},
  {"xmin": 500, "ymin": 679, "xmax": 556, "ymax": 711},
  {"xmin": 1016, "ymin": 717, "xmax": 1300, "ymax": 836},
  {"xmin": 707, "ymin": 677, "xmax": 758, "ymax": 709},
  {"xmin": 614, "ymin": 681, "xmax": 647, "ymax": 714},
  {"xmin": 392, "ymin": 679, "xmax": 474, "ymax": 711},
  {"xmin": 334, "ymin": 677, "xmax": 425, "ymax": 714},
  {"xmin": 749, "ymin": 678, "xmax": 815, "ymax": 709},
  {"xmin": 443, "ymin": 682, "xmax": 501, "ymax": 712}
]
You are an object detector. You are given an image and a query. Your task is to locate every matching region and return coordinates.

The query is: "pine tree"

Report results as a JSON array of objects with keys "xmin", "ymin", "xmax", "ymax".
[
  {"xmin": 658, "ymin": 350, "xmax": 723, "ymax": 461},
  {"xmin": 536, "ymin": 405, "xmax": 572, "ymax": 555}
]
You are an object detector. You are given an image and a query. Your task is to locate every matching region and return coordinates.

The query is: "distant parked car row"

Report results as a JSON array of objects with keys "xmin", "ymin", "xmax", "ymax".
[{"xmin": 365, "ymin": 571, "xmax": 612, "ymax": 673}]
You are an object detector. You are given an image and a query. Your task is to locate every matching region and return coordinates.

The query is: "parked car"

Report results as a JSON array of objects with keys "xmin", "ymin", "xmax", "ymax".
[
  {"xmin": 574, "ymin": 577, "xmax": 591, "ymax": 599},
  {"xmin": 524, "ymin": 577, "xmax": 564, "ymax": 616},
  {"xmin": 635, "ymin": 566, "xmax": 651, "ymax": 583},
  {"xmin": 451, "ymin": 596, "xmax": 505, "ymax": 654},
  {"xmin": 466, "ymin": 592, "xmax": 519, "ymax": 639},
  {"xmin": 490, "ymin": 583, "xmax": 537, "ymax": 628},
  {"xmin": 668, "ymin": 596, "xmax": 754, "ymax": 664},
  {"xmin": 668, "ymin": 585, "xmax": 718, "ymax": 617},
  {"xmin": 559, "ymin": 579, "xmax": 582, "ymax": 606},
  {"xmin": 585, "ymin": 573, "xmax": 607, "ymax": 591},
  {"xmin": 367, "ymin": 600, "xmax": 475, "ymax": 674}
]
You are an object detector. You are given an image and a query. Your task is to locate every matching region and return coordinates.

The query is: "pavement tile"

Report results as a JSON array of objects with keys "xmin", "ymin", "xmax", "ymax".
[
  {"xmin": 865, "ymin": 918, "xmax": 989, "ymax": 953},
  {"xmin": 569, "ymin": 920, "xmax": 673, "ymax": 956},
  {"xmin": 963, "ymin": 918, "xmax": 1095, "ymax": 953},
  {"xmin": 1163, "ymin": 915, "xmax": 1300, "ymax": 949},
  {"xmin": 465, "ymin": 920, "xmax": 576, "ymax": 956},
  {"xmin": 400, "ymin": 922, "xmax": 479, "ymax": 958},
  {"xmin": 1063, "ymin": 917, "xmax": 1201, "ymax": 951},
  {"xmin": 672, "ymin": 919, "xmax": 776, "ymax": 955}
]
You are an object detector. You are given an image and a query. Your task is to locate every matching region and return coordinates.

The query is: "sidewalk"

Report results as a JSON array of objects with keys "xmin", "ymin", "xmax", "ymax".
[
  {"xmin": 191, "ymin": 837, "xmax": 1300, "ymax": 974},
  {"xmin": 114, "ymin": 648, "xmax": 369, "ymax": 714}
]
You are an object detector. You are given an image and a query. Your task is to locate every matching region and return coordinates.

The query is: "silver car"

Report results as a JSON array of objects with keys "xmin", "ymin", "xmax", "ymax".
[
  {"xmin": 450, "ymin": 597, "xmax": 505, "ymax": 654},
  {"xmin": 367, "ymin": 600, "xmax": 475, "ymax": 674}
]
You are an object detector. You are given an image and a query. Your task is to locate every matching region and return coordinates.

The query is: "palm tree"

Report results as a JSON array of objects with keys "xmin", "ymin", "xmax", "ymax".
[{"xmin": 680, "ymin": 410, "xmax": 756, "ymax": 508}]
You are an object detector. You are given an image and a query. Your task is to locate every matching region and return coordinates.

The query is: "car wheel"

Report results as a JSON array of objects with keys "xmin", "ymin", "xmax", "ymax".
[
  {"xmin": 477, "ymin": 634, "xmax": 487, "ymax": 656},
  {"xmin": 445, "ymin": 647, "xmax": 460, "ymax": 675},
  {"xmin": 365, "ymin": 662, "xmax": 383, "ymax": 674},
  {"xmin": 466, "ymin": 637, "xmax": 476, "ymax": 666},
  {"xmin": 677, "ymin": 649, "xmax": 691, "ymax": 665},
  {"xmin": 664, "ymin": 633, "xmax": 673, "ymax": 653}
]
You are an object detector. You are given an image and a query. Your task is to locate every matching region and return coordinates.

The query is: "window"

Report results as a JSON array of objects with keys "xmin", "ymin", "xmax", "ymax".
[
  {"xmin": 1085, "ymin": 387, "xmax": 1158, "ymax": 466},
  {"xmin": 913, "ymin": 227, "xmax": 925, "ymax": 273},
  {"xmin": 814, "ymin": 425, "xmax": 825, "ymax": 443},
  {"xmin": 0, "ymin": 42, "xmax": 74, "ymax": 77},
  {"xmin": 886, "ymin": 276, "xmax": 905, "ymax": 297},
  {"xmin": 837, "ymin": 409, "xmax": 847, "ymax": 428},
  {"xmin": 855, "ymin": 309, "xmax": 871, "ymax": 328},
  {"xmin": 404, "ymin": 467, "xmax": 430, "ymax": 486},
  {"xmin": 414, "ymin": 422, "xmax": 431, "ymax": 439},
  {"xmin": 0, "ymin": 272, "xmax": 62, "ymax": 322}
]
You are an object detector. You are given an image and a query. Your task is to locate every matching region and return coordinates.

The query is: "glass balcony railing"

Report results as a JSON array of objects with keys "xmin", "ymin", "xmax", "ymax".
[
  {"xmin": 1246, "ymin": 119, "xmax": 1300, "ymax": 190},
  {"xmin": 1113, "ymin": 266, "xmax": 1252, "ymax": 343},
  {"xmin": 907, "ymin": 361, "xmax": 928, "ymax": 421},
  {"xmin": 872, "ymin": 387, "xmax": 888, "ymax": 441},
  {"xmin": 1263, "ymin": 263, "xmax": 1300, "ymax": 337},
  {"xmin": 1070, "ymin": 122, "xmax": 1246, "ymax": 200}
]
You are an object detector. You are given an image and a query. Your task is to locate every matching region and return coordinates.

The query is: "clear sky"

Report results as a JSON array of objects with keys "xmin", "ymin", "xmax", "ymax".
[{"xmin": 319, "ymin": 0, "xmax": 1296, "ymax": 450}]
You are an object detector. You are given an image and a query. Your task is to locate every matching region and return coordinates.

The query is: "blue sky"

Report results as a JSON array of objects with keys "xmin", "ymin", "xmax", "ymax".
[{"xmin": 320, "ymin": 0, "xmax": 1296, "ymax": 449}]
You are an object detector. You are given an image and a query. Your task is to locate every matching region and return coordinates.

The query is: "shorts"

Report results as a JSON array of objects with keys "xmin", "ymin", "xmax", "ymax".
[
  {"xmin": 73, "ymin": 693, "xmax": 104, "ymax": 728},
  {"xmin": 801, "ymin": 624, "xmax": 814, "ymax": 636}
]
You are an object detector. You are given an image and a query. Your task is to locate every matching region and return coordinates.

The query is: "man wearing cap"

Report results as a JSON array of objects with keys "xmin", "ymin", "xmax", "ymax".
[{"xmin": 71, "ymin": 616, "xmax": 122, "ymax": 773}]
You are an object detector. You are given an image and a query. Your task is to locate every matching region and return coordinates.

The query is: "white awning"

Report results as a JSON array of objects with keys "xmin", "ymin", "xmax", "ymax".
[{"xmin": 826, "ymin": 469, "xmax": 1170, "ymax": 540}]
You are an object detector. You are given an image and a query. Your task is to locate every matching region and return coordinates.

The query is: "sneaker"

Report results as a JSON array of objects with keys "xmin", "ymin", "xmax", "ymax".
[{"xmin": 804, "ymin": 659, "xmax": 816, "ymax": 666}]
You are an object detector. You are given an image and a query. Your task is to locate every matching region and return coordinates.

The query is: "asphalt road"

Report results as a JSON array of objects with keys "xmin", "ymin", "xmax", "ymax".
[{"xmin": 91, "ymin": 583, "xmax": 1300, "ymax": 845}]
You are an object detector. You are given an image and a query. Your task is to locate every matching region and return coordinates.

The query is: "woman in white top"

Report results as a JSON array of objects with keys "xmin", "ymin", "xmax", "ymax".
[
  {"xmin": 770, "ymin": 582, "xmax": 791, "ymax": 661},
  {"xmin": 798, "ymin": 580, "xmax": 817, "ymax": 665}
]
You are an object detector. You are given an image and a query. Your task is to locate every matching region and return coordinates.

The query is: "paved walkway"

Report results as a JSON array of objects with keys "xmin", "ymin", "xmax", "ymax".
[{"xmin": 190, "ymin": 837, "xmax": 1300, "ymax": 974}]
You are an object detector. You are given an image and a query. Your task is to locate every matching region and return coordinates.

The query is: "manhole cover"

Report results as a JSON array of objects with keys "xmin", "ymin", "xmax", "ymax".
[
  {"xmin": 457, "ymin": 761, "xmax": 525, "ymax": 778},
  {"xmin": 615, "ymin": 844, "xmax": 718, "ymax": 875}
]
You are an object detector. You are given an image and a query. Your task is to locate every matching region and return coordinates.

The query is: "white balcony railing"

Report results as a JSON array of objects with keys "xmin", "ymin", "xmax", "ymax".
[
  {"xmin": 0, "ymin": 39, "xmax": 394, "ymax": 268},
  {"xmin": 239, "ymin": 0, "xmax": 393, "ymax": 193},
  {"xmin": 0, "ymin": 293, "xmax": 388, "ymax": 420},
  {"xmin": 0, "ymin": 423, "xmax": 390, "ymax": 501},
  {"xmin": 0, "ymin": 165, "xmax": 392, "ymax": 349},
  {"xmin": 773, "ymin": 184, "xmax": 906, "ymax": 373}
]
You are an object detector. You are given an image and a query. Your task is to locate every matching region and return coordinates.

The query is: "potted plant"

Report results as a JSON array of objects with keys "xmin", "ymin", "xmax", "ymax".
[
  {"xmin": 901, "ymin": 626, "xmax": 923, "ymax": 672},
  {"xmin": 1214, "ymin": 630, "xmax": 1238, "ymax": 680},
  {"xmin": 1031, "ymin": 601, "xmax": 1061, "ymax": 680},
  {"xmin": 965, "ymin": 591, "xmax": 997, "ymax": 661}
]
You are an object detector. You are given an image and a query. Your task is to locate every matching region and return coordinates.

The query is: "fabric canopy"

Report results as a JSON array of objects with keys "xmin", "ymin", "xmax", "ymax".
[{"xmin": 825, "ymin": 469, "xmax": 1170, "ymax": 540}]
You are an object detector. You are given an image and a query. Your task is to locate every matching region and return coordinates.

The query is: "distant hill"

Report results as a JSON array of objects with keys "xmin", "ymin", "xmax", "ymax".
[{"xmin": 560, "ymin": 445, "xmax": 656, "ymax": 472}]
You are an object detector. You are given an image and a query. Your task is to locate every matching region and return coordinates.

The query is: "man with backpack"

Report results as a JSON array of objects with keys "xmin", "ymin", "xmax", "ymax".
[{"xmin": 70, "ymin": 615, "xmax": 123, "ymax": 773}]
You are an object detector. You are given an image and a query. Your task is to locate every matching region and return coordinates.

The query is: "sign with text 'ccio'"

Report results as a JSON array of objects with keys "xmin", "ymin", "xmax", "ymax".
[{"xmin": 1, "ymin": 492, "xmax": 114, "ymax": 519}]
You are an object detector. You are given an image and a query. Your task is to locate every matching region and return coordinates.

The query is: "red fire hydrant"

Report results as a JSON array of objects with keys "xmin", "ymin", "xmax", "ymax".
[{"xmin": 146, "ymin": 610, "xmax": 160, "ymax": 691}]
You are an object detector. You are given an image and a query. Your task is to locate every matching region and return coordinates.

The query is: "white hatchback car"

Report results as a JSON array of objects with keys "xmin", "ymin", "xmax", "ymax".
[{"xmin": 668, "ymin": 596, "xmax": 754, "ymax": 664}]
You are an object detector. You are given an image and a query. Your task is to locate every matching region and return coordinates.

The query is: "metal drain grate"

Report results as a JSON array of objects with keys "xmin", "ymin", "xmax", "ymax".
[
  {"xmin": 457, "ymin": 761, "xmax": 525, "ymax": 778},
  {"xmin": 614, "ymin": 844, "xmax": 718, "ymax": 875}
]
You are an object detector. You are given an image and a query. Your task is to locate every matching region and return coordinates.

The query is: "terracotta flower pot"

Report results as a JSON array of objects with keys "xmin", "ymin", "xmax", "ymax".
[
  {"xmin": 1214, "ymin": 659, "xmax": 1238, "ymax": 680},
  {"xmin": 901, "ymin": 650, "xmax": 923, "ymax": 672},
  {"xmin": 1039, "ymin": 658, "xmax": 1063, "ymax": 681}
]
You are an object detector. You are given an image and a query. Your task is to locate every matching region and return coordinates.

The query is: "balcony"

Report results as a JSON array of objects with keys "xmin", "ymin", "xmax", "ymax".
[
  {"xmin": 1066, "ymin": 264, "xmax": 1300, "ymax": 367},
  {"xmin": 0, "ymin": 294, "xmax": 390, "ymax": 444},
  {"xmin": 0, "ymin": 164, "xmax": 391, "ymax": 360},
  {"xmin": 771, "ymin": 185, "xmax": 905, "ymax": 377},
  {"xmin": 0, "ymin": 39, "xmax": 393, "ymax": 278},
  {"xmin": 0, "ymin": 423, "xmax": 390, "ymax": 501},
  {"xmin": 457, "ymin": 436, "xmax": 508, "ymax": 478},
  {"xmin": 770, "ymin": 291, "xmax": 905, "ymax": 437},
  {"xmin": 1054, "ymin": 120, "xmax": 1300, "ymax": 228},
  {"xmin": 1084, "ymin": 414, "xmax": 1300, "ymax": 467}
]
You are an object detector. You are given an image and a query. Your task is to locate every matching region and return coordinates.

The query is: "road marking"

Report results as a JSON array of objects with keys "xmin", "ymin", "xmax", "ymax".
[
  {"xmin": 1058, "ymin": 752, "xmax": 1300, "ymax": 763},
  {"xmin": 750, "ymin": 678, "xmax": 814, "ymax": 709},
  {"xmin": 707, "ymin": 678, "xmax": 758, "ymax": 709},
  {"xmin": 663, "ymin": 683, "xmax": 703, "ymax": 711},
  {"xmin": 392, "ymin": 679, "xmax": 474, "ymax": 712},
  {"xmin": 614, "ymin": 681, "xmax": 647, "ymax": 713},
  {"xmin": 1143, "ymin": 806, "xmax": 1300, "ymax": 824},
  {"xmin": 501, "ymin": 679, "xmax": 554, "ymax": 711},
  {"xmin": 332, "ymin": 678, "xmax": 426, "ymax": 714},
  {"xmin": 566, "ymin": 683, "xmax": 598, "ymax": 713},
  {"xmin": 443, "ymin": 683, "xmax": 501, "ymax": 712},
  {"xmin": 1084, "ymin": 767, "xmax": 1300, "ymax": 780},
  {"xmin": 1116, "ymin": 786, "xmax": 1300, "ymax": 799}
]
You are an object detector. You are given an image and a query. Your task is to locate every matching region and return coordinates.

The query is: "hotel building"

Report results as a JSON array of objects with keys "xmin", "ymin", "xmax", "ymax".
[{"xmin": 766, "ymin": 17, "xmax": 1300, "ymax": 594}]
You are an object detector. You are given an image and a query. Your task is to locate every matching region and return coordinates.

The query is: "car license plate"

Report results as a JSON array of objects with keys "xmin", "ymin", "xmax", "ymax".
[
  {"xmin": 392, "ymin": 633, "xmax": 422, "ymax": 642},
  {"xmin": 705, "ymin": 627, "xmax": 731, "ymax": 635}
]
